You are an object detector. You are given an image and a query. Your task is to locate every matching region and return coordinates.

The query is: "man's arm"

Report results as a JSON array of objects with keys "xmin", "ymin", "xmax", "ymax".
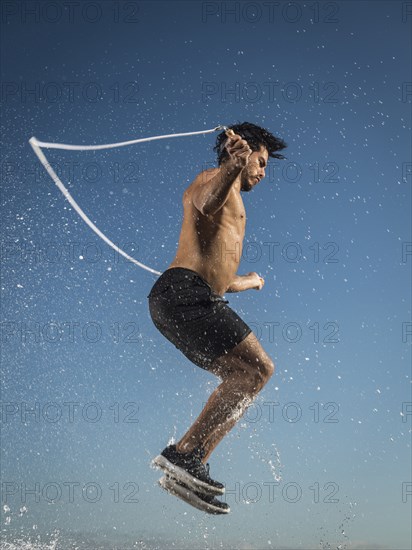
[
  {"xmin": 226, "ymin": 272, "xmax": 265, "ymax": 293},
  {"xmin": 192, "ymin": 133, "xmax": 251, "ymax": 216},
  {"xmin": 192, "ymin": 164, "xmax": 241, "ymax": 216}
]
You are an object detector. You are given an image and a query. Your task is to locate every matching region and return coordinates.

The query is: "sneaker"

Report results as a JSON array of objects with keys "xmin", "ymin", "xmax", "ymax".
[
  {"xmin": 158, "ymin": 475, "xmax": 230, "ymax": 515},
  {"xmin": 152, "ymin": 444, "xmax": 225, "ymax": 496}
]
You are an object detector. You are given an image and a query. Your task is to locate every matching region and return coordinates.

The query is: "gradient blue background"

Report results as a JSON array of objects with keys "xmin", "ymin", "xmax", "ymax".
[{"xmin": 1, "ymin": 1, "xmax": 411, "ymax": 548}]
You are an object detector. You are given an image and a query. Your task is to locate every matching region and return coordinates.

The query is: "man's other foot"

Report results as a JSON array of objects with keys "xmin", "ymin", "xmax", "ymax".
[
  {"xmin": 158, "ymin": 475, "xmax": 230, "ymax": 515},
  {"xmin": 152, "ymin": 444, "xmax": 224, "ymax": 496}
]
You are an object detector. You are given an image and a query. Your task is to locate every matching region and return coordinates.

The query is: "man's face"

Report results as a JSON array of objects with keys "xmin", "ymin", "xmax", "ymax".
[{"xmin": 240, "ymin": 146, "xmax": 269, "ymax": 192}]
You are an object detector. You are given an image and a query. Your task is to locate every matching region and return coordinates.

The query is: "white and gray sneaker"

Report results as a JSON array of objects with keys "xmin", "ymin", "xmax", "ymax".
[
  {"xmin": 152, "ymin": 444, "xmax": 225, "ymax": 496},
  {"xmin": 158, "ymin": 475, "xmax": 230, "ymax": 515}
]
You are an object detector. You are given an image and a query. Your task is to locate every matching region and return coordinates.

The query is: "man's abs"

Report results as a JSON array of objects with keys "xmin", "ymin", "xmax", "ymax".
[
  {"xmin": 169, "ymin": 177, "xmax": 246, "ymax": 295},
  {"xmin": 168, "ymin": 229, "xmax": 242, "ymax": 296}
]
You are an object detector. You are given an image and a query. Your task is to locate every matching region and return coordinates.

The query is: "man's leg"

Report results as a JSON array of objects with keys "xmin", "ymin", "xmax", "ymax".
[{"xmin": 175, "ymin": 333, "xmax": 275, "ymax": 462}]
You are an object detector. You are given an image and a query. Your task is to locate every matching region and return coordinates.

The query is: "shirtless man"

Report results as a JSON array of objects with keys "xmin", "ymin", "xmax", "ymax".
[{"xmin": 149, "ymin": 122, "xmax": 287, "ymax": 514}]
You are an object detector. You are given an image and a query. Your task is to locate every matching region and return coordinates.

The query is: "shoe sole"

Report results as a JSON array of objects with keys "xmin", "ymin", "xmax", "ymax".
[
  {"xmin": 158, "ymin": 476, "xmax": 230, "ymax": 515},
  {"xmin": 152, "ymin": 454, "xmax": 225, "ymax": 496}
]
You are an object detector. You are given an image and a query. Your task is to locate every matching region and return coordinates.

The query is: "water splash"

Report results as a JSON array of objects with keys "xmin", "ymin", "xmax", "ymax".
[{"xmin": 0, "ymin": 531, "xmax": 60, "ymax": 550}]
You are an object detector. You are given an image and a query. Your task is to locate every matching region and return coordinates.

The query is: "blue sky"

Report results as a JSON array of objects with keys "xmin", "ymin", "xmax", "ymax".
[{"xmin": 1, "ymin": 1, "xmax": 411, "ymax": 548}]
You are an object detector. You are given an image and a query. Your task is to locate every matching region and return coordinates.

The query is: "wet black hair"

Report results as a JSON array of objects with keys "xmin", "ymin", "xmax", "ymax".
[{"xmin": 214, "ymin": 121, "xmax": 287, "ymax": 166}]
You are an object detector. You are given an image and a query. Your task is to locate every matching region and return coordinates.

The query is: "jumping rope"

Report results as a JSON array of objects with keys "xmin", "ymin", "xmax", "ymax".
[{"xmin": 29, "ymin": 125, "xmax": 229, "ymax": 276}]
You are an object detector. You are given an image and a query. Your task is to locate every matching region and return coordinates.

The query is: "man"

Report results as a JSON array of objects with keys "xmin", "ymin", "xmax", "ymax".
[{"xmin": 149, "ymin": 122, "xmax": 287, "ymax": 514}]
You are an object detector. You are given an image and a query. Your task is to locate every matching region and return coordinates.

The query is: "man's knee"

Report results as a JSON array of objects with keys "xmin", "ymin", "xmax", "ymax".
[
  {"xmin": 215, "ymin": 335, "xmax": 275, "ymax": 389},
  {"xmin": 266, "ymin": 358, "xmax": 275, "ymax": 379},
  {"xmin": 256, "ymin": 357, "xmax": 275, "ymax": 389},
  {"xmin": 239, "ymin": 357, "xmax": 275, "ymax": 391}
]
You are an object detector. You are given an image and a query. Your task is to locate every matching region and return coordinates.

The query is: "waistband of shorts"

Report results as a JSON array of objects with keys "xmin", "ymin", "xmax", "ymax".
[
  {"xmin": 161, "ymin": 267, "xmax": 211, "ymax": 288},
  {"xmin": 165, "ymin": 268, "xmax": 228, "ymax": 302},
  {"xmin": 149, "ymin": 267, "xmax": 227, "ymax": 302}
]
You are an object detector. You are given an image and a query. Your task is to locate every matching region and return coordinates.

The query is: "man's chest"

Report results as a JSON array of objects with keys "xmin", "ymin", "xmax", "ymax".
[{"xmin": 225, "ymin": 191, "xmax": 246, "ymax": 225}]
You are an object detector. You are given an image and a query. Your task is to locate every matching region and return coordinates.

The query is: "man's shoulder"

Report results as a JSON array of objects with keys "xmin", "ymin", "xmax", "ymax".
[
  {"xmin": 183, "ymin": 168, "xmax": 220, "ymax": 202},
  {"xmin": 190, "ymin": 167, "xmax": 219, "ymax": 188},
  {"xmin": 203, "ymin": 167, "xmax": 220, "ymax": 174}
]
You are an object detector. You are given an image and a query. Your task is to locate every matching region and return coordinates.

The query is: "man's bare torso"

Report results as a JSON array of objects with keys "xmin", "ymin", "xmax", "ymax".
[{"xmin": 169, "ymin": 168, "xmax": 245, "ymax": 296}]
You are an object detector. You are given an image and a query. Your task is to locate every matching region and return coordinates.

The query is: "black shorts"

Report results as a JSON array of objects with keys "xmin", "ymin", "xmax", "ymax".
[{"xmin": 148, "ymin": 267, "xmax": 252, "ymax": 369}]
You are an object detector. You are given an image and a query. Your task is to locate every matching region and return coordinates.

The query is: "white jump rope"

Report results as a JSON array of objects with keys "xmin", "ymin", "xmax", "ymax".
[{"xmin": 29, "ymin": 125, "xmax": 233, "ymax": 276}]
